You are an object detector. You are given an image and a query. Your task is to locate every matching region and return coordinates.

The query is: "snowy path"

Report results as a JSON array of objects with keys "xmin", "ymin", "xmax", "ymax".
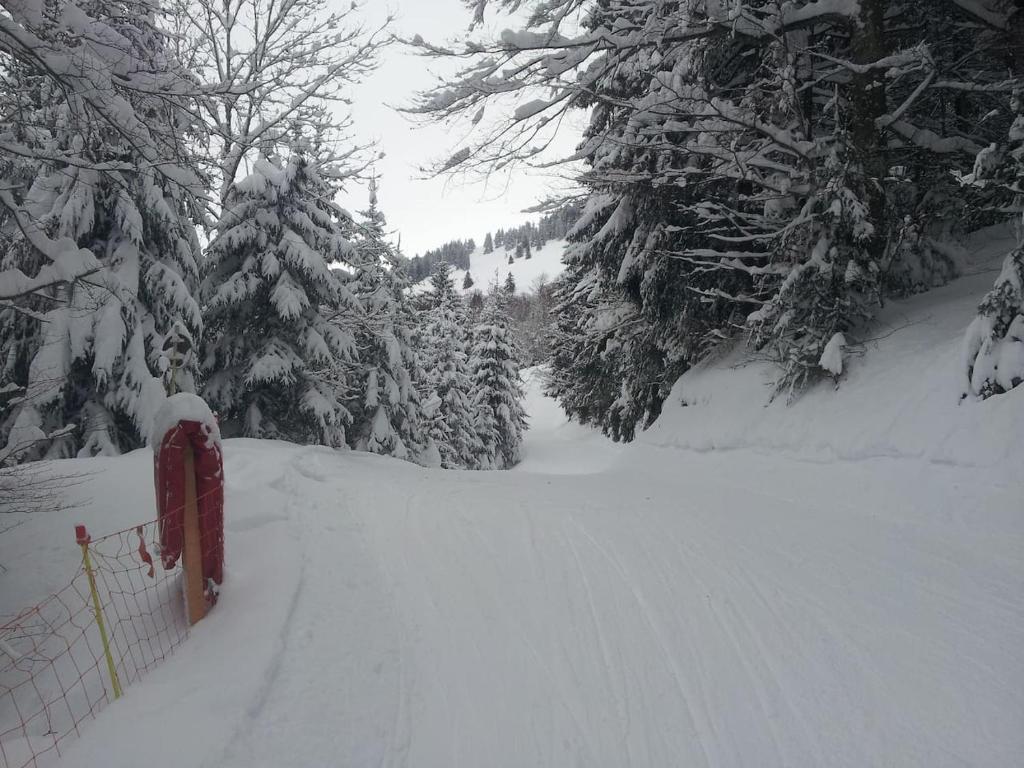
[
  {"xmin": 5, "ymin": 232, "xmax": 1019, "ymax": 767},
  {"xmin": 47, "ymin": 427, "xmax": 1022, "ymax": 767}
]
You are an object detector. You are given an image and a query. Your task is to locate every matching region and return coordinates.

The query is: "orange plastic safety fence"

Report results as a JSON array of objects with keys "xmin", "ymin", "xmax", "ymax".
[{"xmin": 0, "ymin": 509, "xmax": 221, "ymax": 768}]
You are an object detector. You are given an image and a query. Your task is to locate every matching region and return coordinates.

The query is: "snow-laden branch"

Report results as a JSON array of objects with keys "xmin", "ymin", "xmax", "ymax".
[
  {"xmin": 0, "ymin": 189, "xmax": 102, "ymax": 287},
  {"xmin": 887, "ymin": 119, "xmax": 984, "ymax": 155},
  {"xmin": 0, "ymin": 0, "xmax": 208, "ymax": 205}
]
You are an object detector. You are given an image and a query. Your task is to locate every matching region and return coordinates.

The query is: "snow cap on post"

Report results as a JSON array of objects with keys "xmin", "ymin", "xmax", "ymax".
[{"xmin": 151, "ymin": 393, "xmax": 221, "ymax": 452}]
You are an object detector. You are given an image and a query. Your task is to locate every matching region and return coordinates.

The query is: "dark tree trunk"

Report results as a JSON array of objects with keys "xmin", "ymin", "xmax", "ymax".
[{"xmin": 848, "ymin": 0, "xmax": 888, "ymax": 224}]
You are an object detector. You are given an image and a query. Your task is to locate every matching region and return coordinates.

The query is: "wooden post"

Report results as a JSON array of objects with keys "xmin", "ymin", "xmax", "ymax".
[{"xmin": 182, "ymin": 443, "xmax": 206, "ymax": 625}]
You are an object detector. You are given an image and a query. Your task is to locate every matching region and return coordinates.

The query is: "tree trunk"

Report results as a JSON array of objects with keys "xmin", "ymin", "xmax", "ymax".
[
  {"xmin": 848, "ymin": 0, "xmax": 888, "ymax": 233},
  {"xmin": 1010, "ymin": 1, "xmax": 1024, "ymax": 78}
]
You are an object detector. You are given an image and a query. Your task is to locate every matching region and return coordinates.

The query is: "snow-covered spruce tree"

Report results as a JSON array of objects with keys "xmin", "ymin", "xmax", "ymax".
[
  {"xmin": 1, "ymin": 0, "xmax": 206, "ymax": 461},
  {"xmin": 748, "ymin": 147, "xmax": 882, "ymax": 398},
  {"xmin": 545, "ymin": 264, "xmax": 623, "ymax": 434},
  {"xmin": 468, "ymin": 288, "xmax": 527, "ymax": 469},
  {"xmin": 0, "ymin": 60, "xmax": 53, "ymax": 448},
  {"xmin": 411, "ymin": 0, "xmax": 1012, "ymax": 435},
  {"xmin": 419, "ymin": 263, "xmax": 481, "ymax": 468},
  {"xmin": 961, "ymin": 10, "xmax": 1024, "ymax": 399},
  {"xmin": 202, "ymin": 152, "xmax": 358, "ymax": 446},
  {"xmin": 483, "ymin": 232, "xmax": 494, "ymax": 254},
  {"xmin": 347, "ymin": 178, "xmax": 428, "ymax": 461},
  {"xmin": 424, "ymin": 258, "xmax": 461, "ymax": 308},
  {"xmin": 467, "ymin": 289, "xmax": 485, "ymax": 318},
  {"xmin": 542, "ymin": 0, "xmax": 748, "ymax": 438}
]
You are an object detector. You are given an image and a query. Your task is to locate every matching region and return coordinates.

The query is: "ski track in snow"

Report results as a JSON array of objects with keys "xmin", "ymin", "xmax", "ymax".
[
  {"xmin": 6, "ymin": 238, "xmax": 1024, "ymax": 767},
  {"xmin": 13, "ymin": 435, "xmax": 1024, "ymax": 767}
]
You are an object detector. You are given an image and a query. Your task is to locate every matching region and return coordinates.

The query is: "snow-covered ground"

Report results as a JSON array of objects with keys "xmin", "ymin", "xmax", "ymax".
[
  {"xmin": 644, "ymin": 223, "xmax": 1024, "ymax": 468},
  {"xmin": 2, "ymin": 230, "xmax": 1022, "ymax": 767},
  {"xmin": 514, "ymin": 367, "xmax": 623, "ymax": 475},
  {"xmin": 415, "ymin": 239, "xmax": 567, "ymax": 294}
]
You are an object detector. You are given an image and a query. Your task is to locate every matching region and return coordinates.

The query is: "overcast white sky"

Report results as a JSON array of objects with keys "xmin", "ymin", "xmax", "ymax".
[{"xmin": 339, "ymin": 1, "xmax": 582, "ymax": 257}]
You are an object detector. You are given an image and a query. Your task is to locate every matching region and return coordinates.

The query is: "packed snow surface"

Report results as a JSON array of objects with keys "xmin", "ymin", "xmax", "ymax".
[
  {"xmin": 2, "ymin": 236, "xmax": 1022, "ymax": 766},
  {"xmin": 515, "ymin": 366, "xmax": 623, "ymax": 475}
]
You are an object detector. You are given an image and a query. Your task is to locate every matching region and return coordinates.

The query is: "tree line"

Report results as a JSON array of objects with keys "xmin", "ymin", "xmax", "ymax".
[
  {"xmin": 408, "ymin": 240, "xmax": 475, "ymax": 284},
  {"xmin": 410, "ymin": 201, "xmax": 584, "ymax": 285}
]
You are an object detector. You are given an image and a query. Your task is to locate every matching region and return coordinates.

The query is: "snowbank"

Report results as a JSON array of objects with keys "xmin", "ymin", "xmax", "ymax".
[{"xmin": 642, "ymin": 225, "xmax": 1024, "ymax": 469}]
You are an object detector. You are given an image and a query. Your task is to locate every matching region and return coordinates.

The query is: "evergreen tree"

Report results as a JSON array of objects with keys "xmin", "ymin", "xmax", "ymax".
[
  {"xmin": 483, "ymin": 232, "xmax": 494, "ymax": 254},
  {"xmin": 202, "ymin": 152, "xmax": 358, "ymax": 446},
  {"xmin": 749, "ymin": 147, "xmax": 881, "ymax": 398},
  {"xmin": 420, "ymin": 263, "xmax": 481, "ymax": 468},
  {"xmin": 348, "ymin": 178, "xmax": 428, "ymax": 460},
  {"xmin": 426, "ymin": 260, "xmax": 461, "ymax": 308},
  {"xmin": 504, "ymin": 272, "xmax": 516, "ymax": 296},
  {"xmin": 463, "ymin": 272, "xmax": 475, "ymax": 290},
  {"xmin": 962, "ymin": 61, "xmax": 1024, "ymax": 398},
  {"xmin": 2, "ymin": 0, "xmax": 206, "ymax": 461},
  {"xmin": 468, "ymin": 291, "xmax": 527, "ymax": 469},
  {"xmin": 408, "ymin": 238, "xmax": 474, "ymax": 283},
  {"xmin": 524, "ymin": 240, "xmax": 532, "ymax": 260}
]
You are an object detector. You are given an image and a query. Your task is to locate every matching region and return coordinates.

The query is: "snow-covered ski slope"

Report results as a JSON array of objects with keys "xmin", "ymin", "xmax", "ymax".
[
  {"xmin": 2, "ymin": 228, "xmax": 1022, "ymax": 768},
  {"xmin": 414, "ymin": 239, "xmax": 567, "ymax": 294}
]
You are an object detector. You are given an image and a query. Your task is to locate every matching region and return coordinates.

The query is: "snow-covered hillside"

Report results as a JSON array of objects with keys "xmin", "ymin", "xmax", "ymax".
[
  {"xmin": 2, "ymin": 239, "xmax": 1022, "ymax": 767},
  {"xmin": 415, "ymin": 239, "xmax": 567, "ymax": 294},
  {"xmin": 643, "ymin": 223, "xmax": 1024, "ymax": 468}
]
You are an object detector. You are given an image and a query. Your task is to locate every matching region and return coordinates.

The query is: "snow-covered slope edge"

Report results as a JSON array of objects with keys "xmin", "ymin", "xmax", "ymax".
[
  {"xmin": 641, "ymin": 224, "xmax": 1023, "ymax": 469},
  {"xmin": 413, "ymin": 238, "xmax": 567, "ymax": 294}
]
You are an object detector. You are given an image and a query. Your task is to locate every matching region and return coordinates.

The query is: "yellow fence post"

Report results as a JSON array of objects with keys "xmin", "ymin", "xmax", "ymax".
[{"xmin": 75, "ymin": 525, "xmax": 122, "ymax": 700}]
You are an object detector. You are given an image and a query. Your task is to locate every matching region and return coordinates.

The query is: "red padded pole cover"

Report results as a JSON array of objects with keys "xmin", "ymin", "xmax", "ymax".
[{"xmin": 154, "ymin": 421, "xmax": 224, "ymax": 587}]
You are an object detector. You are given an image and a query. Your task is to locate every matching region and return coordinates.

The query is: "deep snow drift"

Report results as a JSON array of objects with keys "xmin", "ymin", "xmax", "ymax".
[{"xmin": 1, "ymin": 232, "xmax": 1022, "ymax": 767}]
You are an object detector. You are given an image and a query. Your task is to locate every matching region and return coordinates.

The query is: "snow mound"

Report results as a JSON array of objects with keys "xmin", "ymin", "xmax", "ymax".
[{"xmin": 642, "ymin": 224, "xmax": 1023, "ymax": 469}]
